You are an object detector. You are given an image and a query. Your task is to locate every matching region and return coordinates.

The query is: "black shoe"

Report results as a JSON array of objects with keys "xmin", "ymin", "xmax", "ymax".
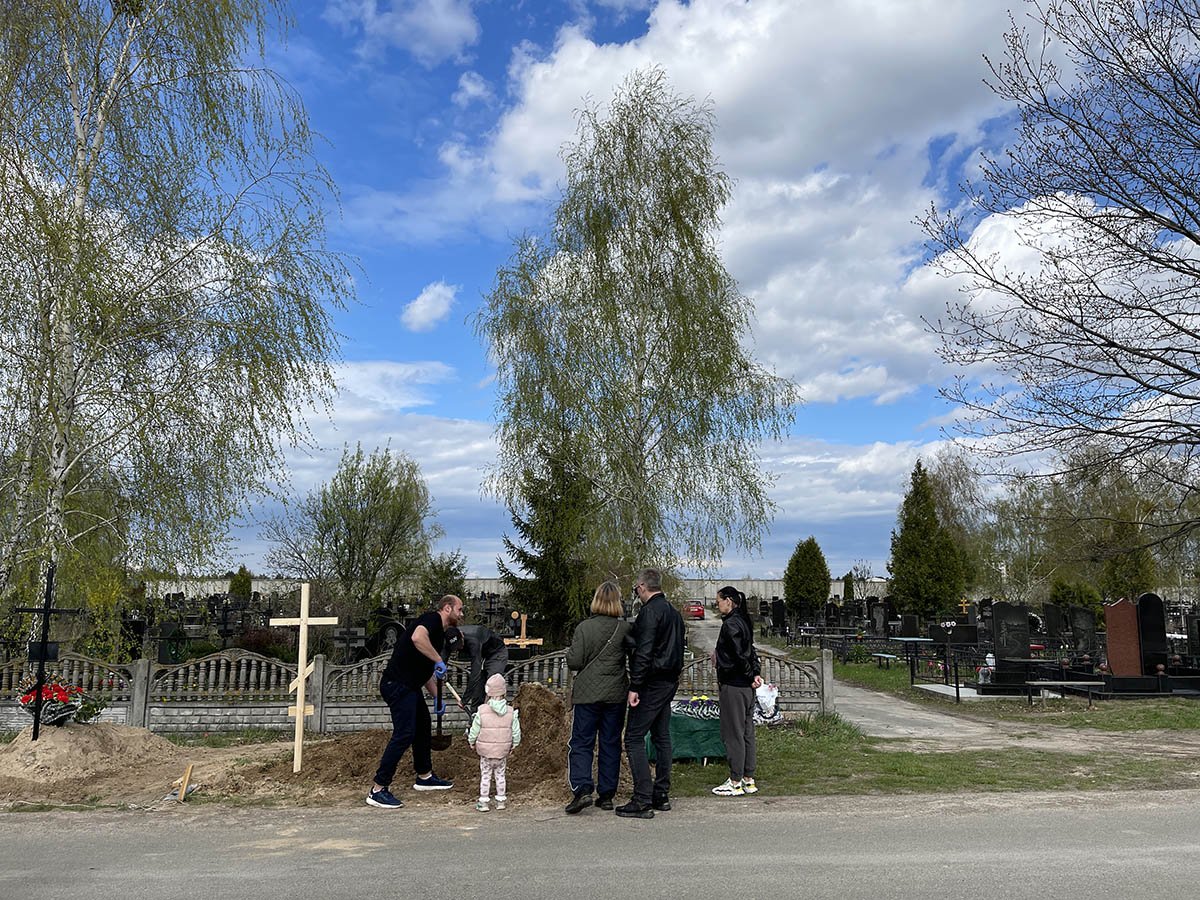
[
  {"xmin": 596, "ymin": 795, "xmax": 614, "ymax": 811},
  {"xmin": 615, "ymin": 801, "xmax": 654, "ymax": 819},
  {"xmin": 565, "ymin": 791, "xmax": 593, "ymax": 815},
  {"xmin": 652, "ymin": 796, "xmax": 671, "ymax": 812}
]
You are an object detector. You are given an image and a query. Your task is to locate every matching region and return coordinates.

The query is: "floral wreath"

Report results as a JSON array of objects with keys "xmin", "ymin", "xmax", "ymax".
[{"xmin": 17, "ymin": 674, "xmax": 84, "ymax": 725}]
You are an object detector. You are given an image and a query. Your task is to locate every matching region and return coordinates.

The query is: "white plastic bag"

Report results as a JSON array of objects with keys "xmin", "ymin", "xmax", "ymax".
[{"xmin": 753, "ymin": 682, "xmax": 783, "ymax": 725}]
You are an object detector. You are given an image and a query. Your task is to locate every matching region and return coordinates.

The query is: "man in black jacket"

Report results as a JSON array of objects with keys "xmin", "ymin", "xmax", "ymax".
[{"xmin": 617, "ymin": 568, "xmax": 684, "ymax": 819}]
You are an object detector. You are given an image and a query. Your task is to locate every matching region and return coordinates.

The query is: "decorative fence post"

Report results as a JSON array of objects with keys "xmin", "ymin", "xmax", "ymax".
[
  {"xmin": 130, "ymin": 657, "xmax": 153, "ymax": 728},
  {"xmin": 311, "ymin": 654, "xmax": 326, "ymax": 733},
  {"xmin": 820, "ymin": 649, "xmax": 834, "ymax": 714}
]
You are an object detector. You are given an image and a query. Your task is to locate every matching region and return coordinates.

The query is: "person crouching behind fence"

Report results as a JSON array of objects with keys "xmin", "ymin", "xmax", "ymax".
[{"xmin": 468, "ymin": 673, "xmax": 521, "ymax": 811}]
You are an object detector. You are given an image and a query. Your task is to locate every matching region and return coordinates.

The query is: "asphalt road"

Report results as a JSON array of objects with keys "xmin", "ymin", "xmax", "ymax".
[{"xmin": 3, "ymin": 790, "xmax": 1200, "ymax": 899}]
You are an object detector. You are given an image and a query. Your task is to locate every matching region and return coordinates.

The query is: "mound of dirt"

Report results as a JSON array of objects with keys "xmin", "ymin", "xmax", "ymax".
[
  {"xmin": 0, "ymin": 722, "xmax": 185, "ymax": 782},
  {"xmin": 0, "ymin": 684, "xmax": 582, "ymax": 809},
  {"xmin": 254, "ymin": 682, "xmax": 573, "ymax": 806}
]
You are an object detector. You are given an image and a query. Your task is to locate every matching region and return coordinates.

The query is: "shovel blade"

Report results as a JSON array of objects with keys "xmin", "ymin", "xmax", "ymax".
[{"xmin": 430, "ymin": 734, "xmax": 453, "ymax": 751}]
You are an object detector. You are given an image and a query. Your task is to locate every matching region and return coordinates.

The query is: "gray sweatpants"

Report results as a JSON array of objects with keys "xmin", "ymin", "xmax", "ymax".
[{"xmin": 718, "ymin": 683, "xmax": 757, "ymax": 781}]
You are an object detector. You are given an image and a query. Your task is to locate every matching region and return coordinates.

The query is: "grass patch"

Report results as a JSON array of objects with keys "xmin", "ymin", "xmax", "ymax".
[
  {"xmin": 0, "ymin": 731, "xmax": 17, "ymax": 745},
  {"xmin": 163, "ymin": 728, "xmax": 289, "ymax": 748},
  {"xmin": 667, "ymin": 713, "xmax": 1195, "ymax": 796}
]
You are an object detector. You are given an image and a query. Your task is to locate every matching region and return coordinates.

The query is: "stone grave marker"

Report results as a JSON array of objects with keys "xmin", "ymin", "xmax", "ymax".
[
  {"xmin": 1044, "ymin": 603, "xmax": 1067, "ymax": 646},
  {"xmin": 1136, "ymin": 592, "xmax": 1169, "ymax": 675},
  {"xmin": 1068, "ymin": 606, "xmax": 1098, "ymax": 653},
  {"xmin": 992, "ymin": 602, "xmax": 1031, "ymax": 666},
  {"xmin": 1187, "ymin": 614, "xmax": 1200, "ymax": 659},
  {"xmin": 949, "ymin": 624, "xmax": 978, "ymax": 645},
  {"xmin": 900, "ymin": 614, "xmax": 919, "ymax": 638},
  {"xmin": 1104, "ymin": 597, "xmax": 1142, "ymax": 676}
]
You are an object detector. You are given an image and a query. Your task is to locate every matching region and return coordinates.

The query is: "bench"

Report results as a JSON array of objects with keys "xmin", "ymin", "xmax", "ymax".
[
  {"xmin": 1025, "ymin": 680, "xmax": 1105, "ymax": 708},
  {"xmin": 872, "ymin": 653, "xmax": 899, "ymax": 669}
]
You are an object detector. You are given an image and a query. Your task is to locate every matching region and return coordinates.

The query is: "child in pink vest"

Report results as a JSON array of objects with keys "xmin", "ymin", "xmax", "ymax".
[{"xmin": 467, "ymin": 673, "xmax": 521, "ymax": 811}]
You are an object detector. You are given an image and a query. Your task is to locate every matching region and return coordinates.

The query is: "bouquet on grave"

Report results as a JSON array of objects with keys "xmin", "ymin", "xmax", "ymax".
[
  {"xmin": 17, "ymin": 674, "xmax": 84, "ymax": 725},
  {"xmin": 671, "ymin": 695, "xmax": 722, "ymax": 720}
]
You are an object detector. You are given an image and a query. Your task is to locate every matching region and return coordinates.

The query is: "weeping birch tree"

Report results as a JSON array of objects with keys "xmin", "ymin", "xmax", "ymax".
[
  {"xmin": 476, "ymin": 69, "xmax": 799, "ymax": 578},
  {"xmin": 0, "ymin": 2, "xmax": 348, "ymax": 609}
]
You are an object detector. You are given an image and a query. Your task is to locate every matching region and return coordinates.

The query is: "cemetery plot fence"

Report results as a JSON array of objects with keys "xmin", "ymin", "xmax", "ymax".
[{"xmin": 1, "ymin": 648, "xmax": 833, "ymax": 733}]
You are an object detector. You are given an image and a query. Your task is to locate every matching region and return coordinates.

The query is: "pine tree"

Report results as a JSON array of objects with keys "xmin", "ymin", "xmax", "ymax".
[
  {"xmin": 497, "ymin": 456, "xmax": 594, "ymax": 644},
  {"xmin": 783, "ymin": 537, "xmax": 830, "ymax": 623},
  {"xmin": 888, "ymin": 461, "xmax": 967, "ymax": 620}
]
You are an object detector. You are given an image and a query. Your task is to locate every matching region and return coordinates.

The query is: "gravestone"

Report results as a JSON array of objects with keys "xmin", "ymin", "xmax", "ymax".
[
  {"xmin": 1068, "ymin": 606, "xmax": 1098, "ymax": 653},
  {"xmin": 771, "ymin": 598, "xmax": 787, "ymax": 634},
  {"xmin": 1044, "ymin": 603, "xmax": 1067, "ymax": 646},
  {"xmin": 900, "ymin": 614, "xmax": 919, "ymax": 638},
  {"xmin": 928, "ymin": 623, "xmax": 951, "ymax": 644},
  {"xmin": 949, "ymin": 624, "xmax": 978, "ymax": 645},
  {"xmin": 992, "ymin": 602, "xmax": 1031, "ymax": 664},
  {"xmin": 1105, "ymin": 597, "xmax": 1142, "ymax": 677},
  {"xmin": 871, "ymin": 605, "xmax": 886, "ymax": 635},
  {"xmin": 1186, "ymin": 614, "xmax": 1200, "ymax": 659},
  {"xmin": 1136, "ymin": 592, "xmax": 1169, "ymax": 675}
]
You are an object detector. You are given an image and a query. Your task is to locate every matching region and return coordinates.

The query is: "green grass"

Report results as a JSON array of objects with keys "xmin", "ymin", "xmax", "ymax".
[
  {"xmin": 0, "ymin": 731, "xmax": 17, "ymax": 745},
  {"xmin": 162, "ymin": 728, "xmax": 290, "ymax": 748},
  {"xmin": 667, "ymin": 713, "xmax": 1198, "ymax": 797}
]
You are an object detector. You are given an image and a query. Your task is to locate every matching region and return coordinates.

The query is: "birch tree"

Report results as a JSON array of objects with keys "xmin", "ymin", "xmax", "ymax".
[
  {"xmin": 0, "ymin": 2, "xmax": 348, "ymax": 605},
  {"xmin": 476, "ymin": 69, "xmax": 799, "ymax": 578}
]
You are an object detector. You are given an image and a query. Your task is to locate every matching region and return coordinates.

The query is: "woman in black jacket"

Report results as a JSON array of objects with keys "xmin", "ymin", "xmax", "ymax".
[{"xmin": 711, "ymin": 586, "xmax": 763, "ymax": 796}]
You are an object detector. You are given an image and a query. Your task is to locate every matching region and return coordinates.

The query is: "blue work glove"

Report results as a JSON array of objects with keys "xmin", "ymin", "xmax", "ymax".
[
  {"xmin": 433, "ymin": 660, "xmax": 448, "ymax": 680},
  {"xmin": 434, "ymin": 699, "xmax": 447, "ymax": 716}
]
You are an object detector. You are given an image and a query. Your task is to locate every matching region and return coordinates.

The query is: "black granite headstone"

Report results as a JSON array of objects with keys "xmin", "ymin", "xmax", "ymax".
[
  {"xmin": 1043, "ymin": 603, "xmax": 1067, "ymax": 646},
  {"xmin": 993, "ymin": 602, "xmax": 1031, "ymax": 667},
  {"xmin": 1068, "ymin": 606, "xmax": 1098, "ymax": 653},
  {"xmin": 949, "ymin": 624, "xmax": 978, "ymax": 645},
  {"xmin": 1136, "ymin": 592, "xmax": 1169, "ymax": 675},
  {"xmin": 900, "ymin": 614, "xmax": 919, "ymax": 638},
  {"xmin": 1187, "ymin": 614, "xmax": 1200, "ymax": 659},
  {"xmin": 928, "ymin": 623, "xmax": 951, "ymax": 644}
]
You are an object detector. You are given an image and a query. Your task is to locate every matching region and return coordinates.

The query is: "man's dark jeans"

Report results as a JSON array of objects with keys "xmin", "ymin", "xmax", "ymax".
[
  {"xmin": 568, "ymin": 701, "xmax": 626, "ymax": 797},
  {"xmin": 623, "ymin": 678, "xmax": 677, "ymax": 806},
  {"xmin": 372, "ymin": 678, "xmax": 431, "ymax": 788}
]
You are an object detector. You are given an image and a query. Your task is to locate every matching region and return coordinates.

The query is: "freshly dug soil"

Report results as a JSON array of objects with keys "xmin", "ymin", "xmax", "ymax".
[{"xmin": 0, "ymin": 683, "xmax": 577, "ymax": 809}]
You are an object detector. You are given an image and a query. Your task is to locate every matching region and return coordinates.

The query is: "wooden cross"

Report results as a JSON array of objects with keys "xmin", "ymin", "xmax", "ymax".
[
  {"xmin": 502, "ymin": 611, "xmax": 543, "ymax": 649},
  {"xmin": 269, "ymin": 583, "xmax": 337, "ymax": 772},
  {"xmin": 15, "ymin": 563, "xmax": 80, "ymax": 741}
]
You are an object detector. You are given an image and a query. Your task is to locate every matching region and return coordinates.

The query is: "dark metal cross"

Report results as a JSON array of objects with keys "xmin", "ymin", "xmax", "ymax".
[{"xmin": 14, "ymin": 564, "xmax": 81, "ymax": 741}]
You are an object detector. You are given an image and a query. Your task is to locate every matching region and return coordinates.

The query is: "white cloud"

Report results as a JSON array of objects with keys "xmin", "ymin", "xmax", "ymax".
[
  {"xmin": 452, "ymin": 70, "xmax": 493, "ymax": 107},
  {"xmin": 401, "ymin": 280, "xmax": 459, "ymax": 331},
  {"xmin": 342, "ymin": 0, "xmax": 1016, "ymax": 402},
  {"xmin": 246, "ymin": 360, "xmax": 940, "ymax": 578},
  {"xmin": 324, "ymin": 0, "xmax": 480, "ymax": 66}
]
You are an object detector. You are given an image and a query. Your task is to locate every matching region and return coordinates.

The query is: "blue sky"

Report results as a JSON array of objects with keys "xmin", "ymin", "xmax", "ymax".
[{"xmin": 238, "ymin": 0, "xmax": 1026, "ymax": 581}]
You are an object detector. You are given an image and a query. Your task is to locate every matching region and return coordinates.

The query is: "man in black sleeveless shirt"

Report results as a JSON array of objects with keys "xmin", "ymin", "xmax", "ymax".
[{"xmin": 366, "ymin": 594, "xmax": 464, "ymax": 809}]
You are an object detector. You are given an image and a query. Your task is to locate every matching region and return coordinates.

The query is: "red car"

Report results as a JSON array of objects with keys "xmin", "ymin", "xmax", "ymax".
[{"xmin": 683, "ymin": 600, "xmax": 705, "ymax": 620}]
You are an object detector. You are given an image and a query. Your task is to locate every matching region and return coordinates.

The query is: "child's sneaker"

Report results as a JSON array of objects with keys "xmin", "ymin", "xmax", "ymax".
[
  {"xmin": 742, "ymin": 777, "xmax": 758, "ymax": 794},
  {"xmin": 475, "ymin": 800, "xmax": 489, "ymax": 812},
  {"xmin": 494, "ymin": 798, "xmax": 506, "ymax": 810},
  {"xmin": 712, "ymin": 778, "xmax": 744, "ymax": 796}
]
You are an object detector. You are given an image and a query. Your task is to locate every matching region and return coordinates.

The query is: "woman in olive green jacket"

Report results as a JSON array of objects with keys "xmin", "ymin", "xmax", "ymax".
[{"xmin": 564, "ymin": 581, "xmax": 631, "ymax": 814}]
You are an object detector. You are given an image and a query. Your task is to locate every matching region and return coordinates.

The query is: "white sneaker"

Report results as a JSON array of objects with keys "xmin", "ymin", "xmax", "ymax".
[
  {"xmin": 494, "ymin": 798, "xmax": 506, "ymax": 810},
  {"xmin": 742, "ymin": 778, "xmax": 758, "ymax": 794},
  {"xmin": 475, "ymin": 800, "xmax": 489, "ymax": 812},
  {"xmin": 712, "ymin": 778, "xmax": 744, "ymax": 796}
]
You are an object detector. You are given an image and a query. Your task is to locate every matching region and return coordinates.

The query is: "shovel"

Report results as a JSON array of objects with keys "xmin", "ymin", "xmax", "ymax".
[{"xmin": 431, "ymin": 676, "xmax": 453, "ymax": 751}]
